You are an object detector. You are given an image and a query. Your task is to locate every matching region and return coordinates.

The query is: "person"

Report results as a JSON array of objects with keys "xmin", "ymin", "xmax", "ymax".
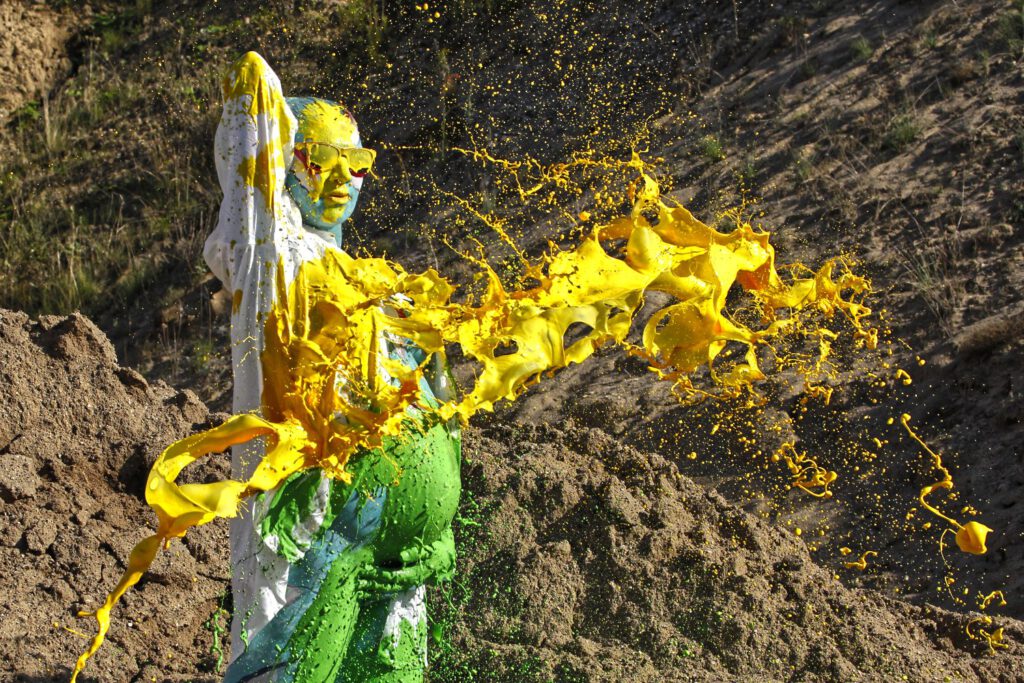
[{"xmin": 203, "ymin": 51, "xmax": 461, "ymax": 683}]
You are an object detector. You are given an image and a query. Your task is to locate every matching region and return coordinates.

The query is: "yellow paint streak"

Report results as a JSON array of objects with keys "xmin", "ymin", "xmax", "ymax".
[
  {"xmin": 236, "ymin": 143, "xmax": 281, "ymax": 214},
  {"xmin": 53, "ymin": 621, "xmax": 90, "ymax": 639},
  {"xmin": 979, "ymin": 590, "xmax": 1007, "ymax": 610},
  {"xmin": 71, "ymin": 415, "xmax": 312, "ymax": 682},
  {"xmin": 772, "ymin": 442, "xmax": 836, "ymax": 498},
  {"xmin": 900, "ymin": 414, "xmax": 994, "ymax": 555},
  {"xmin": 967, "ymin": 616, "xmax": 1009, "ymax": 655},
  {"xmin": 843, "ymin": 550, "xmax": 877, "ymax": 570}
]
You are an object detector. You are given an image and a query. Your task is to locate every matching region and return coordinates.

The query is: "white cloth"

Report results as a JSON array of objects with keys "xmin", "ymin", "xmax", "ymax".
[{"xmin": 203, "ymin": 51, "xmax": 336, "ymax": 659}]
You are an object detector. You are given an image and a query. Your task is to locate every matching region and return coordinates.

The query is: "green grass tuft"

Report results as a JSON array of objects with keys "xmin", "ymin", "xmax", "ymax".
[
  {"xmin": 883, "ymin": 113, "xmax": 921, "ymax": 151},
  {"xmin": 698, "ymin": 135, "xmax": 726, "ymax": 162},
  {"xmin": 850, "ymin": 35, "xmax": 873, "ymax": 61}
]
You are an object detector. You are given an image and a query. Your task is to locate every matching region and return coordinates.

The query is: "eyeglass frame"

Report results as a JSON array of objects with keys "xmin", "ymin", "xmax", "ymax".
[{"xmin": 293, "ymin": 141, "xmax": 376, "ymax": 178}]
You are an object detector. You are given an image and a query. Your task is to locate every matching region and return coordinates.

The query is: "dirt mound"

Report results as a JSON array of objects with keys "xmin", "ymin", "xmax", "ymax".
[
  {"xmin": 0, "ymin": 310, "xmax": 229, "ymax": 682},
  {"xmin": 3, "ymin": 308, "xmax": 1019, "ymax": 681},
  {"xmin": 433, "ymin": 419, "xmax": 1024, "ymax": 682},
  {"xmin": 0, "ymin": 1, "xmax": 74, "ymax": 120}
]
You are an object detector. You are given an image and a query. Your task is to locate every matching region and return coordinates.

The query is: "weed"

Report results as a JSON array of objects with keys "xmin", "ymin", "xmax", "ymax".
[
  {"xmin": 898, "ymin": 233, "xmax": 963, "ymax": 340},
  {"xmin": 201, "ymin": 590, "xmax": 230, "ymax": 673},
  {"xmin": 850, "ymin": 35, "xmax": 873, "ymax": 61},
  {"xmin": 792, "ymin": 153, "xmax": 813, "ymax": 183},
  {"xmin": 0, "ymin": 11, "xmax": 223, "ymax": 322},
  {"xmin": 190, "ymin": 338, "xmax": 215, "ymax": 373},
  {"xmin": 698, "ymin": 135, "xmax": 726, "ymax": 162},
  {"xmin": 776, "ymin": 15, "xmax": 809, "ymax": 49},
  {"xmin": 331, "ymin": 0, "xmax": 389, "ymax": 64},
  {"xmin": 883, "ymin": 113, "xmax": 921, "ymax": 151},
  {"xmin": 737, "ymin": 157, "xmax": 757, "ymax": 189},
  {"xmin": 10, "ymin": 99, "xmax": 41, "ymax": 132},
  {"xmin": 995, "ymin": 0, "xmax": 1024, "ymax": 59}
]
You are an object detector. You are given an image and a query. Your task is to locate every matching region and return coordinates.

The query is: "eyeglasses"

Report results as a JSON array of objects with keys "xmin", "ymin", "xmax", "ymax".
[{"xmin": 294, "ymin": 142, "xmax": 376, "ymax": 178}]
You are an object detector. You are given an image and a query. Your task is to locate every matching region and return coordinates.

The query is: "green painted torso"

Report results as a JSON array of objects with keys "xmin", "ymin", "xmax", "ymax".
[{"xmin": 342, "ymin": 417, "xmax": 461, "ymax": 563}]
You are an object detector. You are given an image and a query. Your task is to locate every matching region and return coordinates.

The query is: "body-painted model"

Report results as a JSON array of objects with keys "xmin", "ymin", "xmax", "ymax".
[{"xmin": 203, "ymin": 51, "xmax": 460, "ymax": 682}]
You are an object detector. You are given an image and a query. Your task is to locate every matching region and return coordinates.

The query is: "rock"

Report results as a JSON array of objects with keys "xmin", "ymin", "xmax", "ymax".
[{"xmin": 0, "ymin": 454, "xmax": 40, "ymax": 502}]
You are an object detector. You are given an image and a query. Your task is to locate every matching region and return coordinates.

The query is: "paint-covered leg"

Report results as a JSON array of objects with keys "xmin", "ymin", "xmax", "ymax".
[
  {"xmin": 357, "ymin": 528, "xmax": 456, "ymax": 596},
  {"xmin": 284, "ymin": 548, "xmax": 368, "ymax": 682},
  {"xmin": 334, "ymin": 586, "xmax": 428, "ymax": 683}
]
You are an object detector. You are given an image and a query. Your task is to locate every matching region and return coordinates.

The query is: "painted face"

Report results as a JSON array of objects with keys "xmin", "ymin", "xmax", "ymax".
[{"xmin": 285, "ymin": 98, "xmax": 373, "ymax": 243}]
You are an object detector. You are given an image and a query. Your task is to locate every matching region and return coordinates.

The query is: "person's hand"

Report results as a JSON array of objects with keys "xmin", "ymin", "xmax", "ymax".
[{"xmin": 356, "ymin": 527, "xmax": 456, "ymax": 598}]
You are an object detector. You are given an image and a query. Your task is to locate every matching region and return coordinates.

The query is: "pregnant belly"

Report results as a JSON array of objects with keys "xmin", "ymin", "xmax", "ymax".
[{"xmin": 361, "ymin": 418, "xmax": 462, "ymax": 562}]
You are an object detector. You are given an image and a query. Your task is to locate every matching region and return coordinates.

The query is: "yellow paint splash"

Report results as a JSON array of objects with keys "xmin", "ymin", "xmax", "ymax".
[
  {"xmin": 843, "ymin": 550, "xmax": 878, "ymax": 571},
  {"xmin": 72, "ymin": 167, "xmax": 875, "ymax": 678},
  {"xmin": 772, "ymin": 442, "xmax": 837, "ymax": 498},
  {"xmin": 967, "ymin": 616, "xmax": 1009, "ymax": 655},
  {"xmin": 979, "ymin": 591, "xmax": 1007, "ymax": 611},
  {"xmin": 236, "ymin": 143, "xmax": 283, "ymax": 214},
  {"xmin": 900, "ymin": 414, "xmax": 994, "ymax": 555},
  {"xmin": 71, "ymin": 415, "xmax": 312, "ymax": 681},
  {"xmin": 296, "ymin": 99, "xmax": 357, "ymax": 148}
]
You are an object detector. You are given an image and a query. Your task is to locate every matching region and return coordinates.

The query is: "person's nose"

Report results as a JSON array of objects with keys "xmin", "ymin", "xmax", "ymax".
[{"xmin": 334, "ymin": 158, "xmax": 353, "ymax": 184}]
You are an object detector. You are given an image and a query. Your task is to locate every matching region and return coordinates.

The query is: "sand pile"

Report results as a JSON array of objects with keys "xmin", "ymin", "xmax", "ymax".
[
  {"xmin": 0, "ymin": 310, "xmax": 228, "ymax": 682},
  {"xmin": 1, "ymin": 309, "xmax": 1021, "ymax": 681}
]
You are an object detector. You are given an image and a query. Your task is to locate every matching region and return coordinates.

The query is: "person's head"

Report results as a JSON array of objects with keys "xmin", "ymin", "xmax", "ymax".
[{"xmin": 285, "ymin": 97, "xmax": 375, "ymax": 246}]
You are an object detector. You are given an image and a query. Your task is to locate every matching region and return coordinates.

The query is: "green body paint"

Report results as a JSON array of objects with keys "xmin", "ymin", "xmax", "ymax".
[{"xmin": 282, "ymin": 415, "xmax": 460, "ymax": 681}]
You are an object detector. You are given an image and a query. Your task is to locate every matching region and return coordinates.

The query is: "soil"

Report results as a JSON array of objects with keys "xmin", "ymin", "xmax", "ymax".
[
  {"xmin": 1, "ymin": 310, "xmax": 1022, "ymax": 682},
  {"xmin": 0, "ymin": 0, "xmax": 74, "ymax": 119},
  {"xmin": 0, "ymin": 310, "xmax": 229, "ymax": 682},
  {"xmin": 437, "ymin": 419, "xmax": 1024, "ymax": 682}
]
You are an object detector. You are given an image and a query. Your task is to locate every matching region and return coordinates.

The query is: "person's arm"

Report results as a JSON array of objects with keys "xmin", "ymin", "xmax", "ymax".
[
  {"xmin": 355, "ymin": 525, "xmax": 457, "ymax": 596},
  {"xmin": 202, "ymin": 52, "xmax": 332, "ymax": 482},
  {"xmin": 204, "ymin": 51, "xmax": 334, "ymax": 418},
  {"xmin": 203, "ymin": 51, "xmax": 296, "ymax": 292}
]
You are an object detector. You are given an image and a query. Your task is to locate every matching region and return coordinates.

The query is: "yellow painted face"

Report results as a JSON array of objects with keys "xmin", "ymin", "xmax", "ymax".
[
  {"xmin": 292, "ymin": 100, "xmax": 369, "ymax": 223},
  {"xmin": 294, "ymin": 142, "xmax": 376, "ymax": 220}
]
